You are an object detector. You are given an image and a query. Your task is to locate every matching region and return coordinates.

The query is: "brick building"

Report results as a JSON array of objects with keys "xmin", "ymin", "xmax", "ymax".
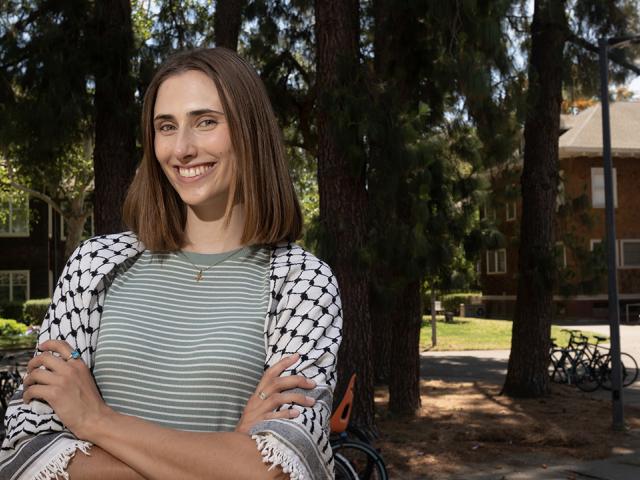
[
  {"xmin": 0, "ymin": 194, "xmax": 92, "ymax": 304},
  {"xmin": 481, "ymin": 101, "xmax": 640, "ymax": 320}
]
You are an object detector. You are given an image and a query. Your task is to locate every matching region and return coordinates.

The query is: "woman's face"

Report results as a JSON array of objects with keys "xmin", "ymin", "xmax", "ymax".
[{"xmin": 153, "ymin": 70, "xmax": 235, "ymax": 212}]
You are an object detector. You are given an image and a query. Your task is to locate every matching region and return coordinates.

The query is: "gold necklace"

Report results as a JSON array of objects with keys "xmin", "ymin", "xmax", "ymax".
[{"xmin": 179, "ymin": 247, "xmax": 245, "ymax": 282}]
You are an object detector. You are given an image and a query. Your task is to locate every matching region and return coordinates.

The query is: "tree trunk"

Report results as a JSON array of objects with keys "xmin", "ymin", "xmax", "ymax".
[
  {"xmin": 371, "ymin": 277, "xmax": 392, "ymax": 384},
  {"xmin": 388, "ymin": 278, "xmax": 423, "ymax": 415},
  {"xmin": 370, "ymin": 0, "xmax": 422, "ymax": 414},
  {"xmin": 93, "ymin": 0, "xmax": 137, "ymax": 235},
  {"xmin": 503, "ymin": 0, "xmax": 567, "ymax": 397},
  {"xmin": 214, "ymin": 0, "xmax": 245, "ymax": 50},
  {"xmin": 315, "ymin": 0, "xmax": 375, "ymax": 431},
  {"xmin": 64, "ymin": 193, "xmax": 91, "ymax": 258}
]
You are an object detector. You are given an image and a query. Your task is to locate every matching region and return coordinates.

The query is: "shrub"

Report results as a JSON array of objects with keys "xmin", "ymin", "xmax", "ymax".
[
  {"xmin": 0, "ymin": 301, "xmax": 25, "ymax": 323},
  {"xmin": 0, "ymin": 318, "xmax": 28, "ymax": 336},
  {"xmin": 442, "ymin": 292, "xmax": 482, "ymax": 314},
  {"xmin": 23, "ymin": 298, "xmax": 51, "ymax": 326}
]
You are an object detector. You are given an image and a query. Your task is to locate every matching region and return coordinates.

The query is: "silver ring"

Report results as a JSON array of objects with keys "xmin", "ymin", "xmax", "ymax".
[
  {"xmin": 258, "ymin": 391, "xmax": 268, "ymax": 400},
  {"xmin": 67, "ymin": 350, "xmax": 81, "ymax": 361}
]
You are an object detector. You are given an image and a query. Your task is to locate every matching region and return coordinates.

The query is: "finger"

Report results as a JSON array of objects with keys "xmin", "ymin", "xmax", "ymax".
[
  {"xmin": 38, "ymin": 339, "xmax": 74, "ymax": 358},
  {"xmin": 23, "ymin": 368, "xmax": 58, "ymax": 388},
  {"xmin": 269, "ymin": 392, "xmax": 316, "ymax": 410},
  {"xmin": 27, "ymin": 353, "xmax": 68, "ymax": 374},
  {"xmin": 262, "ymin": 375, "xmax": 316, "ymax": 397},
  {"xmin": 23, "ymin": 384, "xmax": 53, "ymax": 404},
  {"xmin": 256, "ymin": 353, "xmax": 300, "ymax": 391},
  {"xmin": 265, "ymin": 408, "xmax": 301, "ymax": 420}
]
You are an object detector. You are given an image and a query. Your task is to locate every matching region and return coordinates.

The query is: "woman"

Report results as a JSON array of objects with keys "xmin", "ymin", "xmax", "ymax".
[{"xmin": 0, "ymin": 48, "xmax": 342, "ymax": 480}]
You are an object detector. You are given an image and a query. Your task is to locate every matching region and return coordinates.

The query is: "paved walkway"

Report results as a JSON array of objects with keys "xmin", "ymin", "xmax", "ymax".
[{"xmin": 420, "ymin": 322, "xmax": 640, "ymax": 479}]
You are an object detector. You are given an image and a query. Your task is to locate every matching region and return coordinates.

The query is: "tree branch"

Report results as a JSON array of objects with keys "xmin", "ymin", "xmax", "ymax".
[
  {"xmin": 568, "ymin": 33, "xmax": 640, "ymax": 75},
  {"xmin": 8, "ymin": 181, "xmax": 64, "ymax": 215}
]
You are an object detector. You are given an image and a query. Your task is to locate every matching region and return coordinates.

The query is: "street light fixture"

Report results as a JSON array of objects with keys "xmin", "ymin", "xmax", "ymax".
[{"xmin": 598, "ymin": 34, "xmax": 640, "ymax": 431}]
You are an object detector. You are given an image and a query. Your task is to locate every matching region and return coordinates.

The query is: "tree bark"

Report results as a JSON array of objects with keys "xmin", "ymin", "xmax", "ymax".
[
  {"xmin": 388, "ymin": 278, "xmax": 423, "ymax": 415},
  {"xmin": 503, "ymin": 0, "xmax": 567, "ymax": 397},
  {"xmin": 214, "ymin": 0, "xmax": 245, "ymax": 51},
  {"xmin": 315, "ymin": 0, "xmax": 375, "ymax": 431},
  {"xmin": 93, "ymin": 0, "xmax": 137, "ymax": 235}
]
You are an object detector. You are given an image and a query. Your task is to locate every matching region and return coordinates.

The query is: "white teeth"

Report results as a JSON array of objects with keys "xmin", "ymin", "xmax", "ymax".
[{"xmin": 177, "ymin": 163, "xmax": 214, "ymax": 178}]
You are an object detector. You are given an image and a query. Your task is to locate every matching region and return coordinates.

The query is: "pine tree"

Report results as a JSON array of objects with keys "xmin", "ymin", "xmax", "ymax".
[
  {"xmin": 315, "ymin": 0, "xmax": 375, "ymax": 430},
  {"xmin": 504, "ymin": 0, "xmax": 640, "ymax": 397}
]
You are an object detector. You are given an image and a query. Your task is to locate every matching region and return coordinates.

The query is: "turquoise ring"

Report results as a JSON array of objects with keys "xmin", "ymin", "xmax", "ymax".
[{"xmin": 67, "ymin": 350, "xmax": 81, "ymax": 361}]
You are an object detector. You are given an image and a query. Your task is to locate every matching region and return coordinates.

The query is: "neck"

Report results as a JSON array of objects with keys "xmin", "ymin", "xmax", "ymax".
[{"xmin": 182, "ymin": 202, "xmax": 247, "ymax": 254}]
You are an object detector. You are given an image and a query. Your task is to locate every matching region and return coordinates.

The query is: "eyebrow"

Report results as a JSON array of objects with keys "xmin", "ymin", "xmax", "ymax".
[{"xmin": 153, "ymin": 108, "xmax": 225, "ymax": 121}]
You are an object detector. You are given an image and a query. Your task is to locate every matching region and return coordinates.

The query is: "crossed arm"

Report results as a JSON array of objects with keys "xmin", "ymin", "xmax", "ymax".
[{"xmin": 23, "ymin": 341, "xmax": 316, "ymax": 480}]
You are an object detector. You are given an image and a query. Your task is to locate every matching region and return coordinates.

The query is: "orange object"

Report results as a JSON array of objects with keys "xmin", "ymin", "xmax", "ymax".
[{"xmin": 330, "ymin": 373, "xmax": 356, "ymax": 434}]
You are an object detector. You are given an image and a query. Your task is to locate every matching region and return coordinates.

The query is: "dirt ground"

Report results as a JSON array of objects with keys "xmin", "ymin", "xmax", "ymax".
[{"xmin": 373, "ymin": 380, "xmax": 640, "ymax": 479}]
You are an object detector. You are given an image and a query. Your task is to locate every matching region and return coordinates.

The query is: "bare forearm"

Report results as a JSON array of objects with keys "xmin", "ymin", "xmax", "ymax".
[
  {"xmin": 82, "ymin": 407, "xmax": 287, "ymax": 480},
  {"xmin": 67, "ymin": 445, "xmax": 147, "ymax": 480}
]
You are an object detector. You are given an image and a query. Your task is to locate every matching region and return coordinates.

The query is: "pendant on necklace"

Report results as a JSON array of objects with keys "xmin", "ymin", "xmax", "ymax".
[{"xmin": 195, "ymin": 270, "xmax": 204, "ymax": 282}]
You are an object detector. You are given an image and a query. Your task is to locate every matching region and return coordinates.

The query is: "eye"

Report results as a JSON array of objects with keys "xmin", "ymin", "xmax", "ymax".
[
  {"xmin": 156, "ymin": 123, "xmax": 176, "ymax": 133},
  {"xmin": 198, "ymin": 118, "xmax": 218, "ymax": 128}
]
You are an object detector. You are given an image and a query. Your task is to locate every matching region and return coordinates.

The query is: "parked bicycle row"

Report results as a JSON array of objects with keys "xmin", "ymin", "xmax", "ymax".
[{"xmin": 548, "ymin": 329, "xmax": 639, "ymax": 392}]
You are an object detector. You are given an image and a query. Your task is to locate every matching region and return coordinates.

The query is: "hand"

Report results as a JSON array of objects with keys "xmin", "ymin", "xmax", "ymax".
[
  {"xmin": 235, "ymin": 353, "xmax": 317, "ymax": 435},
  {"xmin": 23, "ymin": 340, "xmax": 111, "ymax": 440}
]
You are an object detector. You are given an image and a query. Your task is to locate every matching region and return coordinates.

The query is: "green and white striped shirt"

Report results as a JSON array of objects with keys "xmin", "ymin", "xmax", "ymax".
[{"xmin": 93, "ymin": 245, "xmax": 270, "ymax": 432}]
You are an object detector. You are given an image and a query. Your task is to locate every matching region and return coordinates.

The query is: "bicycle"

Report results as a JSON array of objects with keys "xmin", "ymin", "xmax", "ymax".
[
  {"xmin": 549, "ymin": 331, "xmax": 639, "ymax": 392},
  {"xmin": 548, "ymin": 330, "xmax": 598, "ymax": 391},
  {"xmin": 0, "ymin": 354, "xmax": 23, "ymax": 441},
  {"xmin": 330, "ymin": 374, "xmax": 389, "ymax": 480}
]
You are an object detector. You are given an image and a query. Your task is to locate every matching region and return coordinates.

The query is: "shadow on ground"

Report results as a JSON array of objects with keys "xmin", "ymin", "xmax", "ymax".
[{"xmin": 373, "ymin": 363, "xmax": 640, "ymax": 479}]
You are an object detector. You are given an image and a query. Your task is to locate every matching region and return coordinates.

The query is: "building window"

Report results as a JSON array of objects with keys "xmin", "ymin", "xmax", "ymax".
[
  {"xmin": 555, "ymin": 242, "xmax": 567, "ymax": 269},
  {"xmin": 621, "ymin": 240, "xmax": 640, "ymax": 268},
  {"xmin": 506, "ymin": 202, "xmax": 517, "ymax": 221},
  {"xmin": 0, "ymin": 271, "xmax": 30, "ymax": 302},
  {"xmin": 0, "ymin": 192, "xmax": 29, "ymax": 237},
  {"xmin": 556, "ymin": 170, "xmax": 566, "ymax": 210},
  {"xmin": 481, "ymin": 202, "xmax": 496, "ymax": 221},
  {"xmin": 591, "ymin": 167, "xmax": 617, "ymax": 208},
  {"xmin": 486, "ymin": 249, "xmax": 507, "ymax": 274}
]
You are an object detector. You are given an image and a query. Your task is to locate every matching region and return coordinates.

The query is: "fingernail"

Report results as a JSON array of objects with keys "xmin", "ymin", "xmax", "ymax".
[
  {"xmin": 305, "ymin": 396, "xmax": 315, "ymax": 404},
  {"xmin": 307, "ymin": 379, "xmax": 316, "ymax": 387},
  {"xmin": 289, "ymin": 409, "xmax": 300, "ymax": 418}
]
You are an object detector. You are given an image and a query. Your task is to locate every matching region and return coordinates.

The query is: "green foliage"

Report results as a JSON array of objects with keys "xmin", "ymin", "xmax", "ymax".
[
  {"xmin": 22, "ymin": 299, "xmax": 51, "ymax": 326},
  {"xmin": 441, "ymin": 293, "xmax": 483, "ymax": 313},
  {"xmin": 0, "ymin": 302, "xmax": 24, "ymax": 323},
  {"xmin": 0, "ymin": 318, "xmax": 28, "ymax": 337}
]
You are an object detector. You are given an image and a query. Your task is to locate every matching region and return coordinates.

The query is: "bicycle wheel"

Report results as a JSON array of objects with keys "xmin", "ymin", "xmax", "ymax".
[
  {"xmin": 346, "ymin": 425, "xmax": 374, "ymax": 443},
  {"xmin": 335, "ymin": 452, "xmax": 359, "ymax": 480},
  {"xmin": 600, "ymin": 353, "xmax": 639, "ymax": 390},
  {"xmin": 574, "ymin": 361, "xmax": 600, "ymax": 392},
  {"xmin": 548, "ymin": 350, "xmax": 569, "ymax": 383},
  {"xmin": 621, "ymin": 353, "xmax": 639, "ymax": 387},
  {"xmin": 332, "ymin": 439, "xmax": 388, "ymax": 480}
]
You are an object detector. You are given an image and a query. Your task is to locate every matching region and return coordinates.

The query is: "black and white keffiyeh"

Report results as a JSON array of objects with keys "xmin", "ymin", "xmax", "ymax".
[{"xmin": 0, "ymin": 232, "xmax": 342, "ymax": 480}]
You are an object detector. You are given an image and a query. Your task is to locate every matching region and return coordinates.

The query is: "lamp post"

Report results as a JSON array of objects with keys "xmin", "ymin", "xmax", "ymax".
[{"xmin": 598, "ymin": 35, "xmax": 640, "ymax": 431}]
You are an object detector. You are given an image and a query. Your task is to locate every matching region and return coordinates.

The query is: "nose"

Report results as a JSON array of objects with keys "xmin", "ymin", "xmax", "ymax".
[{"xmin": 173, "ymin": 128, "xmax": 197, "ymax": 163}]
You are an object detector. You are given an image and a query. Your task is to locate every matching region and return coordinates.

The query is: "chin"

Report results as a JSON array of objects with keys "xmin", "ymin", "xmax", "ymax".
[{"xmin": 179, "ymin": 191, "xmax": 231, "ymax": 211}]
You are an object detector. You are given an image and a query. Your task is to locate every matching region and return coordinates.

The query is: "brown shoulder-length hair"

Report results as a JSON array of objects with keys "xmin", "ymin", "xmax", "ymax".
[{"xmin": 123, "ymin": 47, "xmax": 303, "ymax": 251}]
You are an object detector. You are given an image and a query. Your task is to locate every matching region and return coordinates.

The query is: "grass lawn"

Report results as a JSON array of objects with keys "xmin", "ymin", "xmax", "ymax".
[{"xmin": 420, "ymin": 316, "xmax": 606, "ymax": 351}]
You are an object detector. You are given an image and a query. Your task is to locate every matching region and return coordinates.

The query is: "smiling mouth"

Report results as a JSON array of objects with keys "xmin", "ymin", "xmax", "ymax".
[{"xmin": 175, "ymin": 163, "xmax": 216, "ymax": 178}]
